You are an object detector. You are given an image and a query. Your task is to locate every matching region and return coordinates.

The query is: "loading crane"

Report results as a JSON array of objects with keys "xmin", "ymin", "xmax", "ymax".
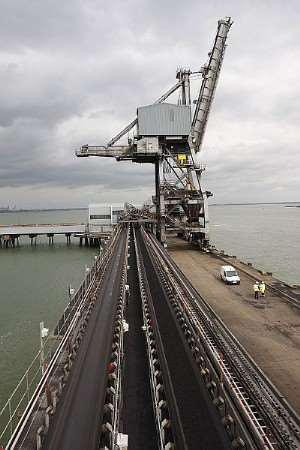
[{"xmin": 76, "ymin": 17, "xmax": 233, "ymax": 247}]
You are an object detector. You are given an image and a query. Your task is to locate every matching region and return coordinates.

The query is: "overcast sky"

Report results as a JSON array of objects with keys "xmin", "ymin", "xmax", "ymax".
[{"xmin": 0, "ymin": 0, "xmax": 299, "ymax": 208}]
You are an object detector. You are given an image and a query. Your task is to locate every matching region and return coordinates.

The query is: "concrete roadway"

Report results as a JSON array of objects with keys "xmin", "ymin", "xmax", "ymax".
[
  {"xmin": 168, "ymin": 237, "xmax": 300, "ymax": 414},
  {"xmin": 43, "ymin": 230, "xmax": 126, "ymax": 450}
]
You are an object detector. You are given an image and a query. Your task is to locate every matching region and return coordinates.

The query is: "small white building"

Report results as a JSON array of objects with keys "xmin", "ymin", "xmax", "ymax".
[{"xmin": 88, "ymin": 203, "xmax": 124, "ymax": 232}]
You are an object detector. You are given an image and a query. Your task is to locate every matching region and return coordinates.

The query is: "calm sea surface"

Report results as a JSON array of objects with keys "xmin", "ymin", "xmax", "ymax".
[
  {"xmin": 0, "ymin": 204, "xmax": 299, "ymax": 408},
  {"xmin": 0, "ymin": 209, "xmax": 95, "ymax": 407},
  {"xmin": 209, "ymin": 203, "xmax": 300, "ymax": 285}
]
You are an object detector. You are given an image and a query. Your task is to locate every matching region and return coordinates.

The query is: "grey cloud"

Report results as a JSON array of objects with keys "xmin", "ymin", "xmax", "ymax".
[
  {"xmin": 0, "ymin": 116, "xmax": 154, "ymax": 190},
  {"xmin": 0, "ymin": 1, "xmax": 85, "ymax": 52},
  {"xmin": 0, "ymin": 0, "xmax": 300, "ymax": 208}
]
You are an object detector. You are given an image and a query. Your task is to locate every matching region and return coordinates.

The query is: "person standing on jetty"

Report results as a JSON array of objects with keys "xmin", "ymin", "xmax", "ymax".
[
  {"xmin": 259, "ymin": 281, "xmax": 266, "ymax": 297},
  {"xmin": 253, "ymin": 281, "xmax": 260, "ymax": 299}
]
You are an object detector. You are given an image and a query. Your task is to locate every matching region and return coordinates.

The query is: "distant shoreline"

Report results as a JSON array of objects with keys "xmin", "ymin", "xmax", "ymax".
[
  {"xmin": 0, "ymin": 202, "xmax": 299, "ymax": 212},
  {"xmin": 0, "ymin": 208, "xmax": 87, "ymax": 213},
  {"xmin": 210, "ymin": 201, "xmax": 300, "ymax": 207}
]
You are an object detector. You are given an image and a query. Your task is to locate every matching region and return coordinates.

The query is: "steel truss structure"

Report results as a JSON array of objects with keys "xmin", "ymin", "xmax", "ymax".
[{"xmin": 77, "ymin": 17, "xmax": 233, "ymax": 247}]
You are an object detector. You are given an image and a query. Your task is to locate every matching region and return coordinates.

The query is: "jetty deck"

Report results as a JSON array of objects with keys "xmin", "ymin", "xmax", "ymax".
[
  {"xmin": 0, "ymin": 223, "xmax": 111, "ymax": 247},
  {"xmin": 168, "ymin": 237, "xmax": 300, "ymax": 414},
  {"xmin": 0, "ymin": 223, "xmax": 86, "ymax": 236}
]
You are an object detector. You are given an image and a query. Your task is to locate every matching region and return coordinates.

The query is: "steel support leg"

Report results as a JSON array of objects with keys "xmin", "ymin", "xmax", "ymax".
[{"xmin": 155, "ymin": 160, "xmax": 166, "ymax": 244}]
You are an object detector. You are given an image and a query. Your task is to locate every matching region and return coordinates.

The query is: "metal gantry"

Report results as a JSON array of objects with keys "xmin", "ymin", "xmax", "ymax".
[{"xmin": 76, "ymin": 17, "xmax": 232, "ymax": 247}]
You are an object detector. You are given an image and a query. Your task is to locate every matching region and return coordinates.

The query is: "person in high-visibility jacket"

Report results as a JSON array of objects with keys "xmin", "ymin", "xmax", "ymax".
[
  {"xmin": 259, "ymin": 281, "xmax": 266, "ymax": 297},
  {"xmin": 177, "ymin": 154, "xmax": 187, "ymax": 165},
  {"xmin": 253, "ymin": 281, "xmax": 260, "ymax": 299}
]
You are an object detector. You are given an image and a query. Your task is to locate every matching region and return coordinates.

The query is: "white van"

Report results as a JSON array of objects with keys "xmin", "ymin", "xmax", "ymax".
[{"xmin": 220, "ymin": 265, "xmax": 240, "ymax": 285}]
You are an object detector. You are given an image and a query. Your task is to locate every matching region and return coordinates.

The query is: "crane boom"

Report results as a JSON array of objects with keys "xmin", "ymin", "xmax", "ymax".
[
  {"xmin": 77, "ymin": 80, "xmax": 183, "ymax": 158},
  {"xmin": 190, "ymin": 17, "xmax": 232, "ymax": 153},
  {"xmin": 76, "ymin": 145, "xmax": 131, "ymax": 158}
]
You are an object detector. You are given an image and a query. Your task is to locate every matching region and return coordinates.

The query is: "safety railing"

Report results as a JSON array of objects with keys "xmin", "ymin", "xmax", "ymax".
[
  {"xmin": 0, "ymin": 229, "xmax": 120, "ymax": 448},
  {"xmin": 143, "ymin": 228, "xmax": 300, "ymax": 449},
  {"xmin": 111, "ymin": 227, "xmax": 129, "ymax": 446}
]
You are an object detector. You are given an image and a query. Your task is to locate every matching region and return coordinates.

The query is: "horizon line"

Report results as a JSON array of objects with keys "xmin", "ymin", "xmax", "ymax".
[{"xmin": 1, "ymin": 201, "xmax": 300, "ymax": 212}]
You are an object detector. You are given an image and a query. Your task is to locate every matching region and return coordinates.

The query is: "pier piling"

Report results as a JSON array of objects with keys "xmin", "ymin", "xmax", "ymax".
[
  {"xmin": 47, "ymin": 234, "xmax": 54, "ymax": 245},
  {"xmin": 0, "ymin": 225, "xmax": 111, "ymax": 249}
]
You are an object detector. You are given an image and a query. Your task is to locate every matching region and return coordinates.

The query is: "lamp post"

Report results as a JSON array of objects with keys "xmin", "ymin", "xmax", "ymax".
[
  {"xmin": 68, "ymin": 284, "xmax": 75, "ymax": 301},
  {"xmin": 40, "ymin": 322, "xmax": 49, "ymax": 375},
  {"xmin": 85, "ymin": 265, "xmax": 90, "ymax": 291}
]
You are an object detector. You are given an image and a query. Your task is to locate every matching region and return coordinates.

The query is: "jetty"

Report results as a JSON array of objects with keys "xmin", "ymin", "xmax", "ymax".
[{"xmin": 0, "ymin": 223, "xmax": 110, "ymax": 248}]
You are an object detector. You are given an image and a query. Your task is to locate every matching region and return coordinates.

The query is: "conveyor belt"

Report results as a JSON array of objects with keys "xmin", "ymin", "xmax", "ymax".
[
  {"xmin": 43, "ymin": 230, "xmax": 127, "ymax": 450},
  {"xmin": 121, "ymin": 227, "xmax": 158, "ymax": 449},
  {"xmin": 137, "ymin": 229, "xmax": 232, "ymax": 450},
  {"xmin": 142, "ymin": 227, "xmax": 300, "ymax": 449}
]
